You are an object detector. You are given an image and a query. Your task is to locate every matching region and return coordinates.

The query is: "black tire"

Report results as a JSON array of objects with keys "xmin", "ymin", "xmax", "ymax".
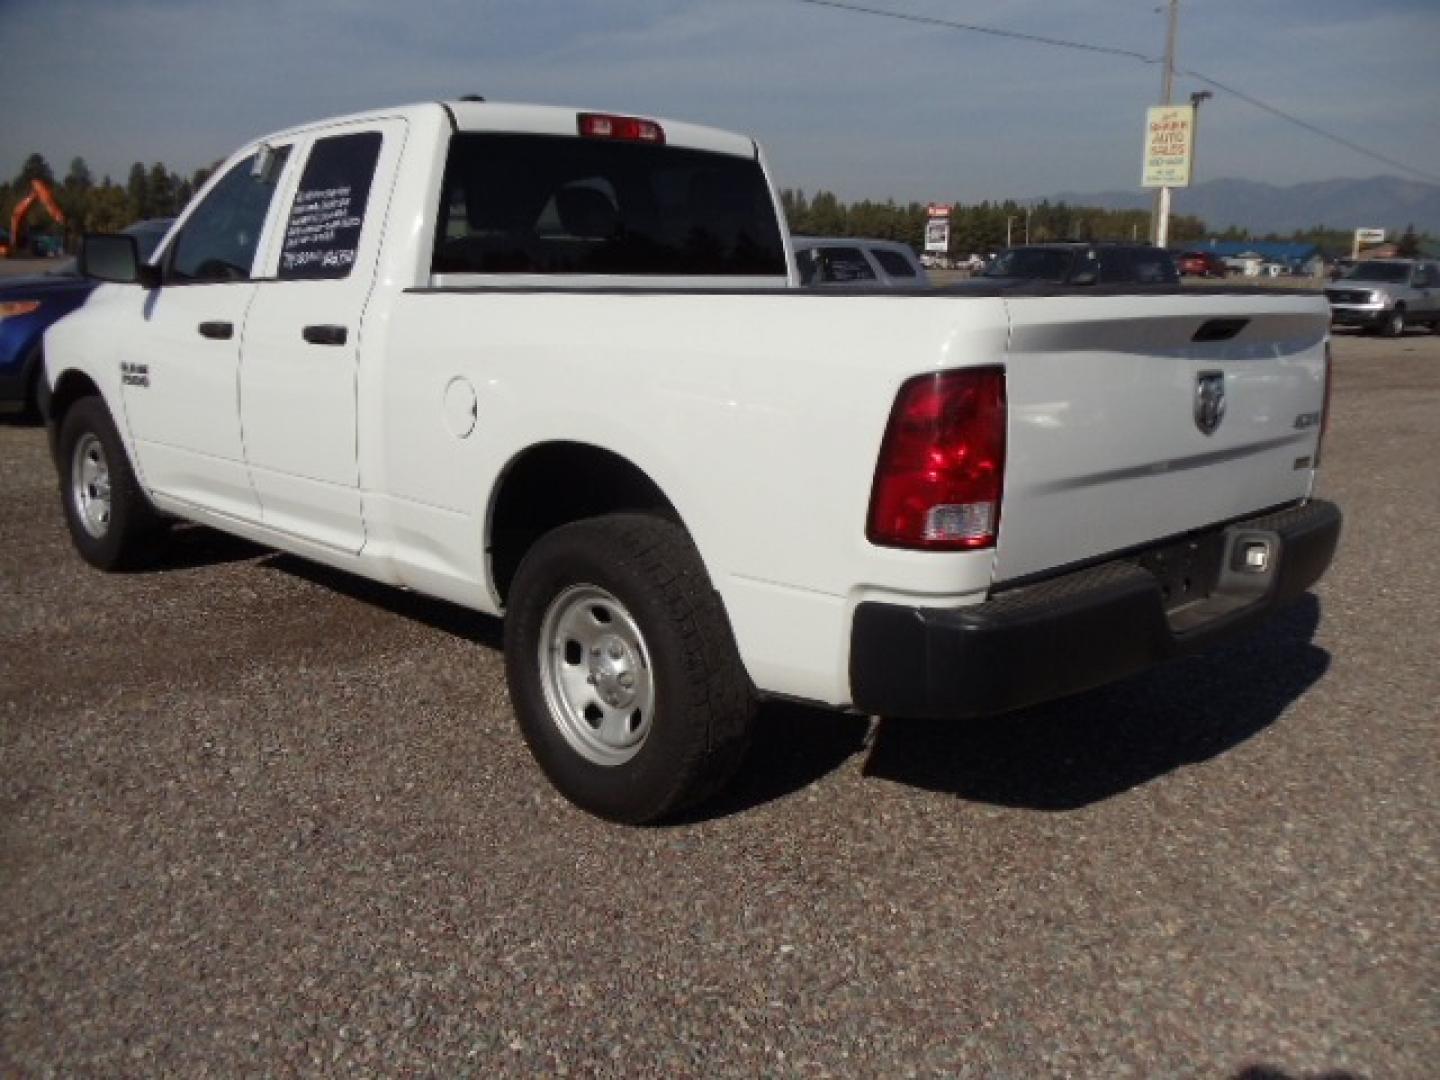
[
  {"xmin": 504, "ymin": 513, "xmax": 754, "ymax": 824},
  {"xmin": 57, "ymin": 396, "xmax": 166, "ymax": 569},
  {"xmin": 1380, "ymin": 306, "xmax": 1406, "ymax": 338}
]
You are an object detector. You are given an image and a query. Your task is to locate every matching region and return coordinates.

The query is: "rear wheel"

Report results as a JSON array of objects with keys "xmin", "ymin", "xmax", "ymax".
[
  {"xmin": 504, "ymin": 513, "xmax": 754, "ymax": 823},
  {"xmin": 57, "ymin": 397, "xmax": 165, "ymax": 569}
]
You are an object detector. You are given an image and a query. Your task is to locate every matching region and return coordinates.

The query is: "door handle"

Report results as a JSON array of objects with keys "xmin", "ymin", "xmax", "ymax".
[
  {"xmin": 302, "ymin": 324, "xmax": 348, "ymax": 346},
  {"xmin": 198, "ymin": 321, "xmax": 234, "ymax": 340}
]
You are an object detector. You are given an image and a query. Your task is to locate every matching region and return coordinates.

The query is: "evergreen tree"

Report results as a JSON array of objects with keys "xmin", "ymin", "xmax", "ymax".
[
  {"xmin": 18, "ymin": 152, "xmax": 54, "ymax": 185},
  {"xmin": 126, "ymin": 163, "xmax": 149, "ymax": 218},
  {"xmin": 146, "ymin": 162, "xmax": 176, "ymax": 217},
  {"xmin": 65, "ymin": 157, "xmax": 93, "ymax": 191}
]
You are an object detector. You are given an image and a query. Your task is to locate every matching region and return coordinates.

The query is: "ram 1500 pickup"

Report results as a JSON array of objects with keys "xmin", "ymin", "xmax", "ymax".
[{"xmin": 45, "ymin": 100, "xmax": 1341, "ymax": 822}]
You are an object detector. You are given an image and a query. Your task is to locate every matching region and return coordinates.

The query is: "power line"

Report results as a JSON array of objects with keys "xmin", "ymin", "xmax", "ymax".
[
  {"xmin": 789, "ymin": 0, "xmax": 1440, "ymax": 186},
  {"xmin": 1178, "ymin": 68, "xmax": 1440, "ymax": 184},
  {"xmin": 792, "ymin": 0, "xmax": 1154, "ymax": 63}
]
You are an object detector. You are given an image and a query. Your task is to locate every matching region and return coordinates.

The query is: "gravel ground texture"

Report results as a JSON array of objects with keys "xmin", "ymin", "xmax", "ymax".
[{"xmin": 2, "ymin": 329, "xmax": 1436, "ymax": 1078}]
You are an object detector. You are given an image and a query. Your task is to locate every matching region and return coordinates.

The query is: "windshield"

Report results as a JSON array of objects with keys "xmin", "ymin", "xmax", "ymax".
[
  {"xmin": 983, "ymin": 247, "xmax": 1073, "ymax": 282},
  {"xmin": 1343, "ymin": 262, "xmax": 1410, "ymax": 283}
]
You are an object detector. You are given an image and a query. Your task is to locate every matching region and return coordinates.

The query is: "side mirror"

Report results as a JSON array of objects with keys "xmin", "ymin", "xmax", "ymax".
[{"xmin": 80, "ymin": 234, "xmax": 160, "ymax": 287}]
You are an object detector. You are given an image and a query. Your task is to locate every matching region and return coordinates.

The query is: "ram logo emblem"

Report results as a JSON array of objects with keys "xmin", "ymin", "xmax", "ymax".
[{"xmin": 1194, "ymin": 371, "xmax": 1226, "ymax": 436}]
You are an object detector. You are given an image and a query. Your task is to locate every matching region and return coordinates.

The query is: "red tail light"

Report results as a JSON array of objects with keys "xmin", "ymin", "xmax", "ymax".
[
  {"xmin": 867, "ymin": 367, "xmax": 1007, "ymax": 550},
  {"xmin": 577, "ymin": 112, "xmax": 665, "ymax": 144}
]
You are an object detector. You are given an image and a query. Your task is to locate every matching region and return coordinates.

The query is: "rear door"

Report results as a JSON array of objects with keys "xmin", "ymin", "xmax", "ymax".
[
  {"xmin": 995, "ymin": 292, "xmax": 1329, "ymax": 582},
  {"xmin": 239, "ymin": 119, "xmax": 406, "ymax": 552}
]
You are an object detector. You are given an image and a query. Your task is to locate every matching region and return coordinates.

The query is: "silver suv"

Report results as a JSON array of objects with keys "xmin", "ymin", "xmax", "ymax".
[
  {"xmin": 1325, "ymin": 259, "xmax": 1440, "ymax": 336},
  {"xmin": 792, "ymin": 237, "xmax": 930, "ymax": 288}
]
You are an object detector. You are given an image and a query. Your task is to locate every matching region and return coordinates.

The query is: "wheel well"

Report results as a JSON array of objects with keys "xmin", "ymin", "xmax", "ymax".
[
  {"xmin": 489, "ymin": 442, "xmax": 679, "ymax": 604},
  {"xmin": 45, "ymin": 370, "xmax": 102, "ymax": 461}
]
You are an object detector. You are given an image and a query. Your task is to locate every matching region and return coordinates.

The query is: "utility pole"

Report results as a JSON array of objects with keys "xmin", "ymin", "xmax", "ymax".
[{"xmin": 1152, "ymin": 0, "xmax": 1179, "ymax": 248}]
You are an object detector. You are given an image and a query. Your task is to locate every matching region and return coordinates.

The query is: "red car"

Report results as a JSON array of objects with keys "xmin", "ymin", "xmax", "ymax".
[{"xmin": 1177, "ymin": 251, "xmax": 1229, "ymax": 278}]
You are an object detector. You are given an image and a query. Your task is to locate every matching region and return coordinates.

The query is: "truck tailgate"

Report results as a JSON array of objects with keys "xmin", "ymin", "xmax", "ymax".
[{"xmin": 995, "ymin": 292, "xmax": 1329, "ymax": 583}]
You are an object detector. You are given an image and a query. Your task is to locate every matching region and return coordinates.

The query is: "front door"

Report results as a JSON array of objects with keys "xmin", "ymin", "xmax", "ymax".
[
  {"xmin": 119, "ymin": 148, "xmax": 293, "ymax": 520},
  {"xmin": 239, "ymin": 119, "xmax": 407, "ymax": 552}
]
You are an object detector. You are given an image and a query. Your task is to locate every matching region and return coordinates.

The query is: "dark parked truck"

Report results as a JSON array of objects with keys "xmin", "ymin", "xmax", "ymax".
[{"xmin": 45, "ymin": 99, "xmax": 1340, "ymax": 822}]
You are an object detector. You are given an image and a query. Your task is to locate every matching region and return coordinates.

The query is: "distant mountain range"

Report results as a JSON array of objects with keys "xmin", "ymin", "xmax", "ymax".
[{"xmin": 1047, "ymin": 176, "xmax": 1440, "ymax": 236}]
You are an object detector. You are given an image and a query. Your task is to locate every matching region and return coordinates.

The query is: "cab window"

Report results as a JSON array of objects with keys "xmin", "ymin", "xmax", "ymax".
[
  {"xmin": 279, "ymin": 132, "xmax": 383, "ymax": 280},
  {"xmin": 815, "ymin": 247, "xmax": 875, "ymax": 283},
  {"xmin": 168, "ymin": 149, "xmax": 291, "ymax": 283},
  {"xmin": 872, "ymin": 249, "xmax": 917, "ymax": 278},
  {"xmin": 1131, "ymin": 249, "xmax": 1179, "ymax": 284}
]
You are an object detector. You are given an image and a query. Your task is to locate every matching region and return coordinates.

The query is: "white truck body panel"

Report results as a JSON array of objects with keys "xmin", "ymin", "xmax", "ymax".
[
  {"xmin": 45, "ymin": 100, "xmax": 1334, "ymax": 713},
  {"xmin": 999, "ymin": 296, "xmax": 1324, "ymax": 581}
]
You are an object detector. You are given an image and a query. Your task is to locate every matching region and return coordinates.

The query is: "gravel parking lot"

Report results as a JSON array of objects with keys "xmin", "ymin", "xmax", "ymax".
[{"xmin": 2, "ymin": 329, "xmax": 1436, "ymax": 1077}]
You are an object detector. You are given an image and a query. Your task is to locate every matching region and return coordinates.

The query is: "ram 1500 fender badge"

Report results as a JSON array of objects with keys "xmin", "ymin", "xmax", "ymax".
[
  {"xmin": 120, "ymin": 361, "xmax": 149, "ymax": 388},
  {"xmin": 1194, "ymin": 371, "xmax": 1225, "ymax": 435}
]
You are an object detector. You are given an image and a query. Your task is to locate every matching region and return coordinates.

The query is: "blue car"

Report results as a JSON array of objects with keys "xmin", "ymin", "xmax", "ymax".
[{"xmin": 0, "ymin": 219, "xmax": 172, "ymax": 419}]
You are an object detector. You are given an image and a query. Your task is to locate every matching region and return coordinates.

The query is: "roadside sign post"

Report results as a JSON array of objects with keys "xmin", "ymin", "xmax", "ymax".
[
  {"xmin": 1148, "ymin": 0, "xmax": 1181, "ymax": 248},
  {"xmin": 925, "ymin": 204, "xmax": 952, "ymax": 259},
  {"xmin": 1142, "ymin": 104, "xmax": 1195, "ymax": 249},
  {"xmin": 1352, "ymin": 228, "xmax": 1386, "ymax": 259}
]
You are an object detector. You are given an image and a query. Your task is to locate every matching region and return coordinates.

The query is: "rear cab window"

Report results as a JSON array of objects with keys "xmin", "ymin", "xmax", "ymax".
[{"xmin": 432, "ymin": 133, "xmax": 787, "ymax": 283}]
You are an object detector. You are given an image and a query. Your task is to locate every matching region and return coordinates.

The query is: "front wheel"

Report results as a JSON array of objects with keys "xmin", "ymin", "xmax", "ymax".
[
  {"xmin": 57, "ymin": 397, "xmax": 165, "ymax": 569},
  {"xmin": 504, "ymin": 514, "xmax": 754, "ymax": 823},
  {"xmin": 1380, "ymin": 307, "xmax": 1406, "ymax": 337}
]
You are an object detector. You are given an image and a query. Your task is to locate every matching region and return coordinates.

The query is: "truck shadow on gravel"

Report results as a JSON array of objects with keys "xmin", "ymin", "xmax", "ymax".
[
  {"xmin": 260, "ymin": 553, "xmax": 506, "ymax": 648},
  {"xmin": 859, "ymin": 594, "xmax": 1329, "ymax": 811},
  {"xmin": 137, "ymin": 524, "xmax": 273, "ymax": 572},
  {"xmin": 223, "ymin": 544, "xmax": 1327, "ymax": 821}
]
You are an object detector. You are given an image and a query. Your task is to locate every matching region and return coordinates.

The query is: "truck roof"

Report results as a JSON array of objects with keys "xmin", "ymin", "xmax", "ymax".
[
  {"xmin": 443, "ymin": 99, "xmax": 759, "ymax": 159},
  {"xmin": 251, "ymin": 100, "xmax": 758, "ymax": 161}
]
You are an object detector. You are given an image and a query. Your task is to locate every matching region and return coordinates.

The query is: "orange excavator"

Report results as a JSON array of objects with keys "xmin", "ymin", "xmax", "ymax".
[{"xmin": 1, "ymin": 177, "xmax": 66, "ymax": 257}]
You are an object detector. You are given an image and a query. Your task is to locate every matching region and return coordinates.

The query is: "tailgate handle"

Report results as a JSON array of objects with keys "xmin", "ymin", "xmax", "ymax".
[
  {"xmin": 302, "ymin": 324, "xmax": 348, "ymax": 346},
  {"xmin": 1193, "ymin": 318, "xmax": 1248, "ymax": 342},
  {"xmin": 197, "ymin": 321, "xmax": 234, "ymax": 340}
]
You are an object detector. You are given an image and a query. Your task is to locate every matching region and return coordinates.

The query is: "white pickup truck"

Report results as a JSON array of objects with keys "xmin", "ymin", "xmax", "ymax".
[{"xmin": 46, "ymin": 99, "xmax": 1340, "ymax": 822}]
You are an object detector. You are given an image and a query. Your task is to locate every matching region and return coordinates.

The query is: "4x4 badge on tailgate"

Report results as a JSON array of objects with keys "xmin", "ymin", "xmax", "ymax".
[{"xmin": 1194, "ymin": 371, "xmax": 1225, "ymax": 435}]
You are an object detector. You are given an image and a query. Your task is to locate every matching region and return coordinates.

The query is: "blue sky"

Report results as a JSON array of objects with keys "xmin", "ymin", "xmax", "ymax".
[{"xmin": 3, "ymin": 0, "xmax": 1438, "ymax": 201}]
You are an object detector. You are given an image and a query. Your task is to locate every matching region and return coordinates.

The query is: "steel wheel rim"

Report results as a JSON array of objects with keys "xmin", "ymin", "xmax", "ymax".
[
  {"xmin": 71, "ymin": 433, "xmax": 112, "ymax": 539},
  {"xmin": 537, "ymin": 584, "xmax": 656, "ymax": 766}
]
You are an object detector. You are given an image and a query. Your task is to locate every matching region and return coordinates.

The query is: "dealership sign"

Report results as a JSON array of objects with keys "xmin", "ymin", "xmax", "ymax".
[
  {"xmin": 1354, "ymin": 228, "xmax": 1387, "ymax": 244},
  {"xmin": 925, "ymin": 203, "xmax": 951, "ymax": 253},
  {"xmin": 1141, "ymin": 105, "xmax": 1195, "ymax": 188}
]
